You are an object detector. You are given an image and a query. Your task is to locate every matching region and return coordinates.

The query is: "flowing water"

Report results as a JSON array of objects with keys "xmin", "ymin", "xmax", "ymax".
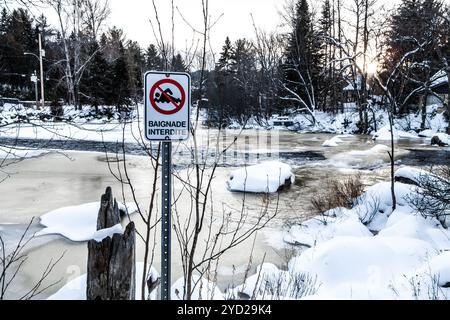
[{"xmin": 0, "ymin": 130, "xmax": 448, "ymax": 299}]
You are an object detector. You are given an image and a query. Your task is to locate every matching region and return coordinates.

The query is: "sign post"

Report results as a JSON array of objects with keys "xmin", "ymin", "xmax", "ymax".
[{"xmin": 144, "ymin": 71, "xmax": 190, "ymax": 300}]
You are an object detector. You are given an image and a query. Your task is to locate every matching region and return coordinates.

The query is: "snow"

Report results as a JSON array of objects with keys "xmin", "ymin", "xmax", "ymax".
[
  {"xmin": 431, "ymin": 70, "xmax": 448, "ymax": 88},
  {"xmin": 0, "ymin": 145, "xmax": 46, "ymax": 159},
  {"xmin": 348, "ymin": 144, "xmax": 390, "ymax": 156},
  {"xmin": 394, "ymin": 167, "xmax": 430, "ymax": 185},
  {"xmin": 171, "ymin": 276, "xmax": 224, "ymax": 300},
  {"xmin": 433, "ymin": 133, "xmax": 450, "ymax": 145},
  {"xmin": 254, "ymin": 176, "xmax": 450, "ymax": 299},
  {"xmin": 322, "ymin": 136, "xmax": 343, "ymax": 147},
  {"xmin": 36, "ymin": 202, "xmax": 138, "ymax": 242},
  {"xmin": 372, "ymin": 125, "xmax": 419, "ymax": 141},
  {"xmin": 418, "ymin": 129, "xmax": 437, "ymax": 138},
  {"xmin": 47, "ymin": 262, "xmax": 159, "ymax": 300},
  {"xmin": 284, "ymin": 213, "xmax": 372, "ymax": 248},
  {"xmin": 288, "ymin": 235, "xmax": 436, "ymax": 299},
  {"xmin": 230, "ymin": 263, "xmax": 316, "ymax": 300},
  {"xmin": 226, "ymin": 161, "xmax": 295, "ymax": 193},
  {"xmin": 427, "ymin": 252, "xmax": 450, "ymax": 287}
]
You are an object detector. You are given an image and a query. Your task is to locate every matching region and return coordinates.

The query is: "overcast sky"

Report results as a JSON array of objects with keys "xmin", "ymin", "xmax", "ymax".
[
  {"xmin": 110, "ymin": 0, "xmax": 283, "ymax": 52},
  {"xmin": 37, "ymin": 0, "xmax": 399, "ymax": 54}
]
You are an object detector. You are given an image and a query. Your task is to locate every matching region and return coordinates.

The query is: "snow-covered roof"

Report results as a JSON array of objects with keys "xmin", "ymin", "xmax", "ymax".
[{"xmin": 430, "ymin": 70, "xmax": 448, "ymax": 88}]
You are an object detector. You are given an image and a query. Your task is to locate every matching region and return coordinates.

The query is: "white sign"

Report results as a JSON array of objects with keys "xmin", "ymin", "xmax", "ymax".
[{"xmin": 144, "ymin": 71, "xmax": 191, "ymax": 141}]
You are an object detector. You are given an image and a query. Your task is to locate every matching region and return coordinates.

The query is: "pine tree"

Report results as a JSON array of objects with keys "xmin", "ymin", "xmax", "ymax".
[
  {"xmin": 110, "ymin": 44, "xmax": 130, "ymax": 112},
  {"xmin": 125, "ymin": 40, "xmax": 144, "ymax": 100},
  {"xmin": 171, "ymin": 53, "xmax": 187, "ymax": 72},
  {"xmin": 80, "ymin": 42, "xmax": 111, "ymax": 112},
  {"xmin": 281, "ymin": 0, "xmax": 320, "ymax": 120},
  {"xmin": 217, "ymin": 37, "xmax": 233, "ymax": 73},
  {"xmin": 145, "ymin": 44, "xmax": 162, "ymax": 70}
]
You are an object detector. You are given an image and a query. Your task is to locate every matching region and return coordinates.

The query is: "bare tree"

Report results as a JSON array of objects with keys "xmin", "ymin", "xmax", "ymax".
[
  {"xmin": 80, "ymin": 0, "xmax": 111, "ymax": 41},
  {"xmin": 0, "ymin": 218, "xmax": 64, "ymax": 300},
  {"xmin": 46, "ymin": 0, "xmax": 110, "ymax": 110}
]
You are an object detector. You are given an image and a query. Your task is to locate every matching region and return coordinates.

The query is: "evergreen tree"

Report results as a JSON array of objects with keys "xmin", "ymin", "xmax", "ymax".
[
  {"xmin": 125, "ymin": 40, "xmax": 144, "ymax": 100},
  {"xmin": 171, "ymin": 53, "xmax": 187, "ymax": 72},
  {"xmin": 110, "ymin": 44, "xmax": 130, "ymax": 112},
  {"xmin": 80, "ymin": 42, "xmax": 111, "ymax": 111},
  {"xmin": 145, "ymin": 44, "xmax": 162, "ymax": 70},
  {"xmin": 282, "ymin": 0, "xmax": 320, "ymax": 118}
]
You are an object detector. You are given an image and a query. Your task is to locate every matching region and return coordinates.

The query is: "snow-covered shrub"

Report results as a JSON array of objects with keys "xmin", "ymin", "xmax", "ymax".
[{"xmin": 409, "ymin": 166, "xmax": 450, "ymax": 228}]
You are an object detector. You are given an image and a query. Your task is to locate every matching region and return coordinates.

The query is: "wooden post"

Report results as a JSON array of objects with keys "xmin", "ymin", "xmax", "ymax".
[{"xmin": 87, "ymin": 187, "xmax": 136, "ymax": 300}]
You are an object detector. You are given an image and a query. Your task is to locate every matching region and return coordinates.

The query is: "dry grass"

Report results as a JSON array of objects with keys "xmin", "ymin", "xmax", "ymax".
[{"xmin": 311, "ymin": 174, "xmax": 365, "ymax": 214}]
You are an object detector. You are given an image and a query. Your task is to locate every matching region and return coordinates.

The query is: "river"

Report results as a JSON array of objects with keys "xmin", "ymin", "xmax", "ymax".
[{"xmin": 0, "ymin": 130, "xmax": 448, "ymax": 299}]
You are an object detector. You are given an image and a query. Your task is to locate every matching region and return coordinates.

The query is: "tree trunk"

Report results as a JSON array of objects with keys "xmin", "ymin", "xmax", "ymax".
[
  {"xmin": 388, "ymin": 114, "xmax": 397, "ymax": 211},
  {"xmin": 421, "ymin": 93, "xmax": 427, "ymax": 131},
  {"xmin": 447, "ymin": 70, "xmax": 450, "ymax": 134},
  {"xmin": 87, "ymin": 187, "xmax": 136, "ymax": 300}
]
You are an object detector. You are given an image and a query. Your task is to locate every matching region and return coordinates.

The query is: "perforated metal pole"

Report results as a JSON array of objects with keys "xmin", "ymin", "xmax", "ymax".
[{"xmin": 161, "ymin": 141, "xmax": 172, "ymax": 300}]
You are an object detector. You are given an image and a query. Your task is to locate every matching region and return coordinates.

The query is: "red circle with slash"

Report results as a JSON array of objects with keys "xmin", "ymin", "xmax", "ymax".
[{"xmin": 149, "ymin": 79, "xmax": 186, "ymax": 115}]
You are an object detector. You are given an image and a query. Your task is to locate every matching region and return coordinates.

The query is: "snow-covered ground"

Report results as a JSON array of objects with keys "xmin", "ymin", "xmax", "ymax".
[
  {"xmin": 48, "ymin": 262, "xmax": 159, "ymax": 300},
  {"xmin": 241, "ymin": 166, "xmax": 450, "ymax": 300}
]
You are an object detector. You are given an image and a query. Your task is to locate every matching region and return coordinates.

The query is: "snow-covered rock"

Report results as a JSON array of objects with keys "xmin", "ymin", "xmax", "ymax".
[
  {"xmin": 47, "ymin": 263, "xmax": 159, "ymax": 300},
  {"xmin": 36, "ymin": 202, "xmax": 138, "ymax": 242},
  {"xmin": 394, "ymin": 167, "xmax": 429, "ymax": 185},
  {"xmin": 227, "ymin": 161, "xmax": 295, "ymax": 193},
  {"xmin": 322, "ymin": 136, "xmax": 343, "ymax": 147},
  {"xmin": 431, "ymin": 133, "xmax": 450, "ymax": 146},
  {"xmin": 372, "ymin": 125, "xmax": 419, "ymax": 141}
]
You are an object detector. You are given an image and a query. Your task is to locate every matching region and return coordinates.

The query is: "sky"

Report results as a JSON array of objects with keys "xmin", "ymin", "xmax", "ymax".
[
  {"xmin": 108, "ymin": 0, "xmax": 282, "ymax": 52},
  {"xmin": 32, "ymin": 0, "xmax": 400, "ymax": 55}
]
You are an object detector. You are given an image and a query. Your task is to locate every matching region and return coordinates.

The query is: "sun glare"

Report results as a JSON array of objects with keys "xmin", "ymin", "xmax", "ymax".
[{"xmin": 367, "ymin": 62, "xmax": 378, "ymax": 75}]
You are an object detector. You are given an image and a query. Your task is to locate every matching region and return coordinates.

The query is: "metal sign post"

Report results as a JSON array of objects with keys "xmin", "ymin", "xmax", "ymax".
[
  {"xmin": 161, "ymin": 141, "xmax": 172, "ymax": 300},
  {"xmin": 144, "ymin": 71, "xmax": 190, "ymax": 301}
]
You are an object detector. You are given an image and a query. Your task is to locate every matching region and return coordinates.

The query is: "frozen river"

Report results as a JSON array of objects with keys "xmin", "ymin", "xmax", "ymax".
[{"xmin": 0, "ymin": 130, "xmax": 448, "ymax": 299}]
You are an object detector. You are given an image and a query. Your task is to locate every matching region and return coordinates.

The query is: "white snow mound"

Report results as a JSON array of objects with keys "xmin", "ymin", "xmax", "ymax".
[
  {"xmin": 36, "ymin": 202, "xmax": 138, "ymax": 242},
  {"xmin": 227, "ymin": 161, "xmax": 295, "ymax": 193}
]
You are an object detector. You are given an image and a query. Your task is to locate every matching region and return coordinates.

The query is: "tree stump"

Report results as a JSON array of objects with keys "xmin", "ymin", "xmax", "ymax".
[{"xmin": 86, "ymin": 187, "xmax": 136, "ymax": 300}]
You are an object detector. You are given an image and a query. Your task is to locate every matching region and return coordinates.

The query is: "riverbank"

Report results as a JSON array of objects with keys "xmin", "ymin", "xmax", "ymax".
[{"xmin": 1, "ymin": 130, "xmax": 449, "ymax": 299}]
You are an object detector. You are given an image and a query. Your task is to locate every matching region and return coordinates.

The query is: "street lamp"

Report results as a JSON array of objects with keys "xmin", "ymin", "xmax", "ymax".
[{"xmin": 24, "ymin": 33, "xmax": 45, "ymax": 109}]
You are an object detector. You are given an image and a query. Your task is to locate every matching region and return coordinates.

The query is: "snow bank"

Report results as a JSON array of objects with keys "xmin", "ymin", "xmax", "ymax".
[
  {"xmin": 258, "ymin": 177, "xmax": 450, "ymax": 299},
  {"xmin": 289, "ymin": 235, "xmax": 436, "ymax": 299},
  {"xmin": 0, "ymin": 146, "xmax": 46, "ymax": 159},
  {"xmin": 36, "ymin": 202, "xmax": 138, "ymax": 242},
  {"xmin": 418, "ymin": 129, "xmax": 437, "ymax": 138},
  {"xmin": 171, "ymin": 276, "xmax": 224, "ymax": 300},
  {"xmin": 227, "ymin": 161, "xmax": 295, "ymax": 193},
  {"xmin": 284, "ymin": 213, "xmax": 372, "ymax": 248},
  {"xmin": 372, "ymin": 125, "xmax": 419, "ymax": 141},
  {"xmin": 47, "ymin": 263, "xmax": 159, "ymax": 300}
]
